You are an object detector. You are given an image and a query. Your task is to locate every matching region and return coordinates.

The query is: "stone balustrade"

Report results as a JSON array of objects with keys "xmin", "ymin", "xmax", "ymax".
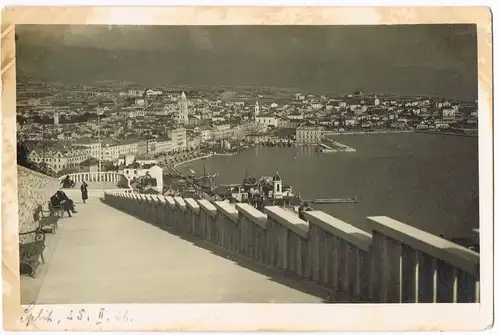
[
  {"xmin": 18, "ymin": 166, "xmax": 61, "ymax": 243},
  {"xmin": 103, "ymin": 192, "xmax": 480, "ymax": 303},
  {"xmin": 59, "ymin": 172, "xmax": 128, "ymax": 185},
  {"xmin": 367, "ymin": 216, "xmax": 480, "ymax": 303}
]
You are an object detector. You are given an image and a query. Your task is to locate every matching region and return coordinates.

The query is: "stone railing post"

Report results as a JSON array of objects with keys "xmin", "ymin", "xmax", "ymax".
[
  {"xmin": 155, "ymin": 195, "xmax": 167, "ymax": 227},
  {"xmin": 214, "ymin": 201, "xmax": 239, "ymax": 252},
  {"xmin": 305, "ymin": 211, "xmax": 372, "ymax": 301},
  {"xmin": 137, "ymin": 194, "xmax": 147, "ymax": 220},
  {"xmin": 164, "ymin": 196, "xmax": 176, "ymax": 229},
  {"xmin": 120, "ymin": 193, "xmax": 129, "ymax": 212},
  {"xmin": 145, "ymin": 195, "xmax": 157, "ymax": 223},
  {"xmin": 131, "ymin": 194, "xmax": 141, "ymax": 217},
  {"xmin": 197, "ymin": 199, "xmax": 217, "ymax": 242},
  {"xmin": 173, "ymin": 197, "xmax": 187, "ymax": 232},
  {"xmin": 122, "ymin": 193, "xmax": 131, "ymax": 213},
  {"xmin": 235, "ymin": 203, "xmax": 268, "ymax": 262},
  {"xmin": 184, "ymin": 198, "xmax": 200, "ymax": 236},
  {"xmin": 264, "ymin": 206, "xmax": 309, "ymax": 274},
  {"xmin": 368, "ymin": 216, "xmax": 480, "ymax": 303}
]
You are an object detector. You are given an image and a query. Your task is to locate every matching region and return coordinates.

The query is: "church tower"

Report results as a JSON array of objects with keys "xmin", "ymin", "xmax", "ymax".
[
  {"xmin": 254, "ymin": 101, "xmax": 260, "ymax": 119},
  {"xmin": 54, "ymin": 111, "xmax": 59, "ymax": 126},
  {"xmin": 272, "ymin": 170, "xmax": 283, "ymax": 199},
  {"xmin": 178, "ymin": 92, "xmax": 189, "ymax": 125}
]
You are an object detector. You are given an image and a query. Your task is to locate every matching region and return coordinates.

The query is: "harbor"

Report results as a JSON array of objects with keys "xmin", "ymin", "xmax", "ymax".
[
  {"xmin": 177, "ymin": 132, "xmax": 479, "ymax": 241},
  {"xmin": 165, "ymin": 156, "xmax": 357, "ymax": 219}
]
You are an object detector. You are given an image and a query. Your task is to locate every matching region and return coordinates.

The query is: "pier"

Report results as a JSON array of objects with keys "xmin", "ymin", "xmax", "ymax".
[
  {"xmin": 317, "ymin": 140, "xmax": 356, "ymax": 153},
  {"xmin": 303, "ymin": 197, "xmax": 358, "ymax": 204}
]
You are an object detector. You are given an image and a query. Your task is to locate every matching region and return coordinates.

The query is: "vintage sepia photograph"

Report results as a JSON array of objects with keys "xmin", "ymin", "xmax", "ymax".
[
  {"xmin": 14, "ymin": 23, "xmax": 481, "ymax": 305},
  {"xmin": 2, "ymin": 6, "xmax": 493, "ymax": 330}
]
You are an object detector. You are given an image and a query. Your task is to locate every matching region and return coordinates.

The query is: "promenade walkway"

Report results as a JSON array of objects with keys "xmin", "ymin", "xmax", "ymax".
[{"xmin": 21, "ymin": 196, "xmax": 329, "ymax": 304}]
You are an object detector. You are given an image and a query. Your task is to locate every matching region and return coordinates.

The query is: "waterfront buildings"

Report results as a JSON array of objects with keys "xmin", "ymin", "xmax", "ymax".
[
  {"xmin": 212, "ymin": 124, "xmax": 233, "ymax": 140},
  {"xmin": 167, "ymin": 128, "xmax": 187, "ymax": 152},
  {"xmin": 16, "ymin": 77, "xmax": 479, "ymax": 176},
  {"xmin": 101, "ymin": 138, "xmax": 140, "ymax": 161},
  {"xmin": 296, "ymin": 126, "xmax": 322, "ymax": 144}
]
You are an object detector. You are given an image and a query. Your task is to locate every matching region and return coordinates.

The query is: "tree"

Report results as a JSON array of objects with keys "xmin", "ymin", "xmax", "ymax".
[{"xmin": 102, "ymin": 161, "xmax": 117, "ymax": 172}]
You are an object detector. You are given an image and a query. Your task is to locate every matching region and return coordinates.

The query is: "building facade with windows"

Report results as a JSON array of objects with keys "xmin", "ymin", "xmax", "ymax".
[{"xmin": 295, "ymin": 126, "xmax": 322, "ymax": 144}]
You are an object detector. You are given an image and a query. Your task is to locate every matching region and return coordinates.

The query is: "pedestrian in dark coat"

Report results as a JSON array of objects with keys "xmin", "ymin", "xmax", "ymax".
[{"xmin": 81, "ymin": 181, "xmax": 89, "ymax": 204}]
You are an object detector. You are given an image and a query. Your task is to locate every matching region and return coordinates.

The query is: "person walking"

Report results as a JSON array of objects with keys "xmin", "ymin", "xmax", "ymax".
[{"xmin": 80, "ymin": 181, "xmax": 89, "ymax": 204}]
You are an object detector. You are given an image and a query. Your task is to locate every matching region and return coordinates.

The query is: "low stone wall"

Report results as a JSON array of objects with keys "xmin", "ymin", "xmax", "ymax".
[
  {"xmin": 104, "ymin": 192, "xmax": 480, "ymax": 303},
  {"xmin": 18, "ymin": 165, "xmax": 60, "ymax": 243}
]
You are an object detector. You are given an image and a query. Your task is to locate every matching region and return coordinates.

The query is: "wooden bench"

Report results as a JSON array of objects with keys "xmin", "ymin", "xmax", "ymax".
[
  {"xmin": 35, "ymin": 205, "xmax": 59, "ymax": 234},
  {"xmin": 19, "ymin": 228, "xmax": 46, "ymax": 278}
]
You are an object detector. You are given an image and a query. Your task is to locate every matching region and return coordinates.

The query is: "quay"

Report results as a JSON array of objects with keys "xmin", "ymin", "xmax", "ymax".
[
  {"xmin": 318, "ymin": 141, "xmax": 356, "ymax": 153},
  {"xmin": 18, "ymin": 169, "xmax": 481, "ymax": 305},
  {"xmin": 415, "ymin": 129, "xmax": 478, "ymax": 137},
  {"xmin": 322, "ymin": 130, "xmax": 415, "ymax": 136},
  {"xmin": 303, "ymin": 198, "xmax": 358, "ymax": 204}
]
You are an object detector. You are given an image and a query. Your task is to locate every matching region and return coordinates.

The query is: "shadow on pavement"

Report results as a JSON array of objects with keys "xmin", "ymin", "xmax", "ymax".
[{"xmin": 100, "ymin": 200, "xmax": 366, "ymax": 303}]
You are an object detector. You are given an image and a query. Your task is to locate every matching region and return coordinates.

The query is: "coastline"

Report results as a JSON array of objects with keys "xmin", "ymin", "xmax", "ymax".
[
  {"xmin": 173, "ymin": 152, "xmax": 240, "ymax": 169},
  {"xmin": 173, "ymin": 153, "xmax": 214, "ymax": 168},
  {"xmin": 322, "ymin": 130, "xmax": 414, "ymax": 136},
  {"xmin": 415, "ymin": 130, "xmax": 478, "ymax": 137},
  {"xmin": 171, "ymin": 128, "xmax": 477, "ymax": 170}
]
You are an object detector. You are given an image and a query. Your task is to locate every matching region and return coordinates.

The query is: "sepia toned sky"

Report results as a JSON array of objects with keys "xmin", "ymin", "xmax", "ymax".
[{"xmin": 16, "ymin": 25, "xmax": 478, "ymax": 100}]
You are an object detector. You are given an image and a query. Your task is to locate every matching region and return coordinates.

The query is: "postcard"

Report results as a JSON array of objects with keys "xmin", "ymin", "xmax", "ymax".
[{"xmin": 1, "ymin": 6, "xmax": 493, "ymax": 331}]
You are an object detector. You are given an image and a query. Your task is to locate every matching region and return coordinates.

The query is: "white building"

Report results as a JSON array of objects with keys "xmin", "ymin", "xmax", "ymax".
[
  {"xmin": 135, "ymin": 98, "xmax": 146, "ymax": 106},
  {"xmin": 136, "ymin": 159, "xmax": 158, "ymax": 166},
  {"xmin": 101, "ymin": 139, "xmax": 140, "ymax": 162},
  {"xmin": 296, "ymin": 126, "xmax": 322, "ymax": 144},
  {"xmin": 72, "ymin": 140, "xmax": 101, "ymax": 160},
  {"xmin": 212, "ymin": 124, "xmax": 232, "ymax": 140},
  {"xmin": 156, "ymin": 139, "xmax": 173, "ymax": 153},
  {"xmin": 127, "ymin": 89, "xmax": 143, "ymax": 97},
  {"xmin": 123, "ymin": 164, "xmax": 164, "ymax": 194},
  {"xmin": 254, "ymin": 101, "xmax": 260, "ymax": 118},
  {"xmin": 28, "ymin": 145, "xmax": 90, "ymax": 173},
  {"xmin": 145, "ymin": 89, "xmax": 163, "ymax": 97},
  {"xmin": 287, "ymin": 113, "xmax": 304, "ymax": 120},
  {"xmin": 167, "ymin": 128, "xmax": 187, "ymax": 152},
  {"xmin": 117, "ymin": 154, "xmax": 136, "ymax": 167},
  {"xmin": 200, "ymin": 129, "xmax": 213, "ymax": 142},
  {"xmin": 54, "ymin": 111, "xmax": 59, "ymax": 125},
  {"xmin": 255, "ymin": 115, "xmax": 277, "ymax": 128}
]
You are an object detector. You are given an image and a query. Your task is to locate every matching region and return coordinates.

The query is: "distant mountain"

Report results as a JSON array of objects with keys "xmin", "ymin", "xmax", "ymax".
[{"xmin": 16, "ymin": 42, "xmax": 477, "ymax": 101}]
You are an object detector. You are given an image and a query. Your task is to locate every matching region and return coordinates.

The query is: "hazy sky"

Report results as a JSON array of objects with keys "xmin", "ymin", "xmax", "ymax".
[{"xmin": 16, "ymin": 24, "xmax": 478, "ymax": 99}]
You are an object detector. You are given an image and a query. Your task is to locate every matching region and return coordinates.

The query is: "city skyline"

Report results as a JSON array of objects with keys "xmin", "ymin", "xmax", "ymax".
[{"xmin": 16, "ymin": 24, "xmax": 478, "ymax": 100}]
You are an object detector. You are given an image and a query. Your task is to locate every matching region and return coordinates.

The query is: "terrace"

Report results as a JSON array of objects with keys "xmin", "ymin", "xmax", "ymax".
[{"xmin": 19, "ymin": 169, "xmax": 480, "ymax": 304}]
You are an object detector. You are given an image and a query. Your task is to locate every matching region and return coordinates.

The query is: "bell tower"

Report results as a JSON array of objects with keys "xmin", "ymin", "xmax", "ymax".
[
  {"xmin": 254, "ymin": 101, "xmax": 260, "ymax": 119},
  {"xmin": 272, "ymin": 170, "xmax": 283, "ymax": 198}
]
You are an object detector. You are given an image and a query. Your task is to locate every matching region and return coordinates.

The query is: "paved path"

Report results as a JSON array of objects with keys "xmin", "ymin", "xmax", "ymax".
[{"xmin": 28, "ymin": 198, "xmax": 327, "ymax": 304}]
